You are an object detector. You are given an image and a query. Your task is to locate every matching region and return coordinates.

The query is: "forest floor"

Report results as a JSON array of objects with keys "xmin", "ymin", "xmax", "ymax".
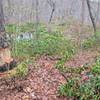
[{"xmin": 0, "ymin": 49, "xmax": 99, "ymax": 100}]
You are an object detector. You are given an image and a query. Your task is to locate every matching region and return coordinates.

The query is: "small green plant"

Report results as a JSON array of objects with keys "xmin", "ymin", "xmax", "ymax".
[
  {"xmin": 55, "ymin": 50, "xmax": 75, "ymax": 72},
  {"xmin": 16, "ymin": 62, "xmax": 28, "ymax": 78},
  {"xmin": 20, "ymin": 23, "xmax": 34, "ymax": 32},
  {"xmin": 12, "ymin": 40, "xmax": 33, "ymax": 60},
  {"xmin": 59, "ymin": 76, "xmax": 100, "ymax": 99},
  {"xmin": 59, "ymin": 79, "xmax": 78, "ymax": 97},
  {"xmin": 9, "ymin": 24, "xmax": 75, "ymax": 60},
  {"xmin": 5, "ymin": 24, "xmax": 17, "ymax": 33},
  {"xmin": 95, "ymin": 31, "xmax": 100, "ymax": 38},
  {"xmin": 13, "ymin": 34, "xmax": 74, "ymax": 60},
  {"xmin": 5, "ymin": 23, "xmax": 34, "ymax": 33},
  {"xmin": 82, "ymin": 36, "xmax": 96, "ymax": 49},
  {"xmin": 58, "ymin": 58, "xmax": 100, "ymax": 100},
  {"xmin": 92, "ymin": 58, "xmax": 100, "ymax": 74}
]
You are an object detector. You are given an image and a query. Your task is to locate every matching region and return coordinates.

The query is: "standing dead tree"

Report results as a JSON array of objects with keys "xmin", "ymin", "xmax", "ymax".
[
  {"xmin": 47, "ymin": 0, "xmax": 56, "ymax": 23},
  {"xmin": 86, "ymin": 0, "xmax": 96, "ymax": 33}
]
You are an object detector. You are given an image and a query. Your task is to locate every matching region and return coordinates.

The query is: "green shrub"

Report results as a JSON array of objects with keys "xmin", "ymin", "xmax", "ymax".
[
  {"xmin": 92, "ymin": 58, "xmax": 100, "ymax": 74},
  {"xmin": 20, "ymin": 23, "xmax": 34, "ymax": 32},
  {"xmin": 59, "ymin": 76, "xmax": 100, "ymax": 100},
  {"xmin": 8, "ymin": 23, "xmax": 76, "ymax": 62},
  {"xmin": 5, "ymin": 24, "xmax": 17, "ymax": 33},
  {"xmin": 31, "ymin": 34, "xmax": 75, "ymax": 56},
  {"xmin": 59, "ymin": 79, "xmax": 77, "ymax": 97},
  {"xmin": 16, "ymin": 62, "xmax": 28, "ymax": 78},
  {"xmin": 5, "ymin": 23, "xmax": 34, "ymax": 33},
  {"xmin": 96, "ymin": 31, "xmax": 100, "ymax": 38},
  {"xmin": 58, "ymin": 58, "xmax": 100, "ymax": 100},
  {"xmin": 12, "ymin": 40, "xmax": 33, "ymax": 60},
  {"xmin": 82, "ymin": 36, "xmax": 96, "ymax": 49},
  {"xmin": 11, "ymin": 32, "xmax": 75, "ymax": 62}
]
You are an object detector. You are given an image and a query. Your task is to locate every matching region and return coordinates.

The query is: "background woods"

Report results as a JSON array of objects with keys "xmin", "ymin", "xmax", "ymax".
[{"xmin": 1, "ymin": 0, "xmax": 100, "ymax": 25}]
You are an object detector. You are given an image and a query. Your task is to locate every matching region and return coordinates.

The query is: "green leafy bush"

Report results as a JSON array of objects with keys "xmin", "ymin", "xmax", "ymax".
[
  {"xmin": 59, "ymin": 76, "xmax": 100, "ymax": 99},
  {"xmin": 82, "ymin": 36, "xmax": 96, "ymax": 49},
  {"xmin": 12, "ymin": 40, "xmax": 33, "ymax": 60},
  {"xmin": 5, "ymin": 23, "xmax": 34, "ymax": 33},
  {"xmin": 96, "ymin": 31, "xmax": 100, "ymax": 38},
  {"xmin": 31, "ymin": 34, "xmax": 75, "ymax": 56},
  {"xmin": 20, "ymin": 23, "xmax": 34, "ymax": 32},
  {"xmin": 16, "ymin": 62, "xmax": 28, "ymax": 78},
  {"xmin": 5, "ymin": 24, "xmax": 17, "ymax": 33},
  {"xmin": 13, "ymin": 32, "xmax": 75, "ymax": 60},
  {"xmin": 58, "ymin": 58, "xmax": 100, "ymax": 100},
  {"xmin": 92, "ymin": 58, "xmax": 100, "ymax": 74},
  {"xmin": 59, "ymin": 79, "xmax": 77, "ymax": 97}
]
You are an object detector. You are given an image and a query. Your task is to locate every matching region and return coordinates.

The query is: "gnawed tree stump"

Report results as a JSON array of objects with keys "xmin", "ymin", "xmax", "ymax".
[
  {"xmin": 0, "ymin": 0, "xmax": 17, "ymax": 74},
  {"xmin": 0, "ymin": 33, "xmax": 17, "ymax": 72}
]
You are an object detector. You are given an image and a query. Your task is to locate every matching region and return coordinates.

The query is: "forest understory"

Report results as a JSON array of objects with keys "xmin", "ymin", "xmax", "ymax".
[
  {"xmin": 0, "ymin": 48, "xmax": 99, "ymax": 100},
  {"xmin": 0, "ymin": 0, "xmax": 100, "ymax": 100}
]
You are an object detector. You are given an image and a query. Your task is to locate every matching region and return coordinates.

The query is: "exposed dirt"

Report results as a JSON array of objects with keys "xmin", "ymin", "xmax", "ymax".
[{"xmin": 0, "ymin": 50, "xmax": 99, "ymax": 100}]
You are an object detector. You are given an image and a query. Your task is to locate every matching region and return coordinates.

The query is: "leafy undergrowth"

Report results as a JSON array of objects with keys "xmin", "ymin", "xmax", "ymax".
[
  {"xmin": 13, "ymin": 33, "xmax": 75, "ymax": 61},
  {"xmin": 0, "ymin": 50, "xmax": 99, "ymax": 100},
  {"xmin": 0, "ymin": 55, "xmax": 66, "ymax": 100},
  {"xmin": 6, "ymin": 23, "xmax": 76, "ymax": 62},
  {"xmin": 58, "ymin": 51, "xmax": 100, "ymax": 100},
  {"xmin": 82, "ymin": 31, "xmax": 100, "ymax": 49}
]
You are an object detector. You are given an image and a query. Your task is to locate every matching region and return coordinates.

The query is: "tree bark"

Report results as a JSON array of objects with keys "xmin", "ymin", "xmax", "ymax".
[
  {"xmin": 0, "ymin": 0, "xmax": 5, "ymax": 32},
  {"xmin": 81, "ymin": 0, "xmax": 85, "ymax": 25},
  {"xmin": 0, "ymin": 0, "xmax": 16, "ymax": 72},
  {"xmin": 35, "ymin": 0, "xmax": 39, "ymax": 39},
  {"xmin": 49, "ymin": 7, "xmax": 55, "ymax": 23},
  {"xmin": 0, "ymin": 0, "xmax": 9, "ymax": 49},
  {"xmin": 86, "ymin": 0, "xmax": 96, "ymax": 33},
  {"xmin": 47, "ymin": 0, "xmax": 56, "ymax": 23},
  {"xmin": 95, "ymin": 1, "xmax": 100, "ymax": 24}
]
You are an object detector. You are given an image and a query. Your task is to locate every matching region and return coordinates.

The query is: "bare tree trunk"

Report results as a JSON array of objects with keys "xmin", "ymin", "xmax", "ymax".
[
  {"xmin": 35, "ymin": 0, "xmax": 39, "ymax": 39},
  {"xmin": 0, "ymin": 0, "xmax": 5, "ymax": 32},
  {"xmin": 95, "ymin": 0, "xmax": 100, "ymax": 24},
  {"xmin": 7, "ymin": 0, "xmax": 12, "ymax": 23},
  {"xmin": 0, "ymin": 0, "xmax": 16, "ymax": 72},
  {"xmin": 31, "ymin": 0, "xmax": 34, "ymax": 22},
  {"xmin": 49, "ymin": 7, "xmax": 55, "ymax": 23},
  {"xmin": 47, "ymin": 0, "xmax": 56, "ymax": 23},
  {"xmin": 86, "ymin": 0, "xmax": 96, "ymax": 33},
  {"xmin": 81, "ymin": 0, "xmax": 85, "ymax": 26}
]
